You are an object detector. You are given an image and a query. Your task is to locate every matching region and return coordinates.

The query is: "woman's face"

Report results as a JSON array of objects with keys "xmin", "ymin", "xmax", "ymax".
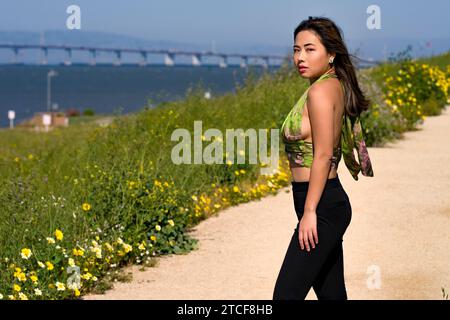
[{"xmin": 293, "ymin": 30, "xmax": 334, "ymax": 80}]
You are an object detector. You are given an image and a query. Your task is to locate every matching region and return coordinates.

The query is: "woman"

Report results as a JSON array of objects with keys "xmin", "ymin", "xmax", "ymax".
[{"xmin": 272, "ymin": 16, "xmax": 374, "ymax": 300}]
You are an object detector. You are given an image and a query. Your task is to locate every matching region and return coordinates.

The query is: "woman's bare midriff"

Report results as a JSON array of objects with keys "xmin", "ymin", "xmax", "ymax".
[{"xmin": 290, "ymin": 165, "xmax": 337, "ymax": 182}]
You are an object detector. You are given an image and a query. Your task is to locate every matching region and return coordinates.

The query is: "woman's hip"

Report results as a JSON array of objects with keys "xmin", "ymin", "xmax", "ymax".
[{"xmin": 291, "ymin": 175, "xmax": 352, "ymax": 227}]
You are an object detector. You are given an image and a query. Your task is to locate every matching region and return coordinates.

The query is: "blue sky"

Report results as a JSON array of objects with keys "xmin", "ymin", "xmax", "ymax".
[{"xmin": 0, "ymin": 0, "xmax": 448, "ymax": 47}]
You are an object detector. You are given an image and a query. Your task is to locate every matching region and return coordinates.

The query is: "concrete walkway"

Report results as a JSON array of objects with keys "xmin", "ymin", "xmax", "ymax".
[{"xmin": 84, "ymin": 106, "xmax": 450, "ymax": 300}]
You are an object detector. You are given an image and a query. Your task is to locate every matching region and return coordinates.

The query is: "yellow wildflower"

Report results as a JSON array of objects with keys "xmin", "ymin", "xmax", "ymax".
[
  {"xmin": 55, "ymin": 282, "xmax": 66, "ymax": 291},
  {"xmin": 46, "ymin": 261, "xmax": 54, "ymax": 271},
  {"xmin": 18, "ymin": 292, "xmax": 28, "ymax": 300},
  {"xmin": 20, "ymin": 248, "xmax": 32, "ymax": 260},
  {"xmin": 123, "ymin": 244, "xmax": 132, "ymax": 253},
  {"xmin": 81, "ymin": 273, "xmax": 92, "ymax": 280},
  {"xmin": 72, "ymin": 248, "xmax": 84, "ymax": 256},
  {"xmin": 82, "ymin": 202, "xmax": 91, "ymax": 212},
  {"xmin": 54, "ymin": 229, "xmax": 63, "ymax": 241}
]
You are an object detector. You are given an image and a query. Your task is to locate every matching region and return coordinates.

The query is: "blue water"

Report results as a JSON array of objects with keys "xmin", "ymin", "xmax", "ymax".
[{"xmin": 0, "ymin": 64, "xmax": 277, "ymax": 128}]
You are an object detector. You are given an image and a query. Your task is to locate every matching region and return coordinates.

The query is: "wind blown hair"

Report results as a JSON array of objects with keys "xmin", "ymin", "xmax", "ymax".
[{"xmin": 294, "ymin": 16, "xmax": 371, "ymax": 117}]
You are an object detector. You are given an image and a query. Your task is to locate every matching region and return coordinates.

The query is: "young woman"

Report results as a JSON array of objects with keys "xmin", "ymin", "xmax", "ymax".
[{"xmin": 273, "ymin": 16, "xmax": 374, "ymax": 300}]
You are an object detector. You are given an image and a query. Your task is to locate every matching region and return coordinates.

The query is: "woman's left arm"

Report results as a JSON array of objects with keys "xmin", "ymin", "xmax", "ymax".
[
  {"xmin": 305, "ymin": 82, "xmax": 335, "ymax": 213},
  {"xmin": 297, "ymin": 82, "xmax": 335, "ymax": 251}
]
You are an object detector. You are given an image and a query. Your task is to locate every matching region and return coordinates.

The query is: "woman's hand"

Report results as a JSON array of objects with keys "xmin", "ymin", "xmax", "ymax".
[{"xmin": 298, "ymin": 210, "xmax": 319, "ymax": 251}]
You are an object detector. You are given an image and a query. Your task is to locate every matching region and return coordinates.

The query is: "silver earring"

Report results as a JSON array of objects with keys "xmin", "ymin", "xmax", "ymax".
[{"xmin": 329, "ymin": 57, "xmax": 334, "ymax": 64}]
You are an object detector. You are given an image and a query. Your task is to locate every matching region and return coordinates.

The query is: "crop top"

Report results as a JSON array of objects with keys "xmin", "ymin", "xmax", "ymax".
[{"xmin": 280, "ymin": 69, "xmax": 374, "ymax": 181}]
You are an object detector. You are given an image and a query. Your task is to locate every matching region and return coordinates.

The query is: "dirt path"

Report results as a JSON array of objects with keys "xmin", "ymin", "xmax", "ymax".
[{"xmin": 84, "ymin": 106, "xmax": 450, "ymax": 300}]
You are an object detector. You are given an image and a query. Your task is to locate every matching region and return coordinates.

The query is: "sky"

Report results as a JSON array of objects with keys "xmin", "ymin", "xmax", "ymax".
[{"xmin": 0, "ymin": 0, "xmax": 448, "ymax": 48}]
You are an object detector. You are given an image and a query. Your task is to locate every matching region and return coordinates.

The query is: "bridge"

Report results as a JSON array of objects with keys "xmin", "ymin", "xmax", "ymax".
[{"xmin": 0, "ymin": 44, "xmax": 382, "ymax": 68}]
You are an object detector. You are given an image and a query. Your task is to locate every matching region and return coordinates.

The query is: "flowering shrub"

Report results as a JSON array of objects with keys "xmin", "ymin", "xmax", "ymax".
[{"xmin": 383, "ymin": 61, "xmax": 449, "ymax": 129}]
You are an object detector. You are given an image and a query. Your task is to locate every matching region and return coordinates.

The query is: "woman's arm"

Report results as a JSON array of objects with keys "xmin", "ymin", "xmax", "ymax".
[
  {"xmin": 297, "ymin": 81, "xmax": 336, "ymax": 251},
  {"xmin": 305, "ymin": 81, "xmax": 336, "ymax": 213}
]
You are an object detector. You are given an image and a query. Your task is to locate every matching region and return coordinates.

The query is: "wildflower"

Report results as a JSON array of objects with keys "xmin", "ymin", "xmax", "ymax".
[
  {"xmin": 68, "ymin": 258, "xmax": 75, "ymax": 267},
  {"xmin": 150, "ymin": 235, "xmax": 157, "ymax": 242},
  {"xmin": 37, "ymin": 261, "xmax": 45, "ymax": 268},
  {"xmin": 46, "ymin": 261, "xmax": 54, "ymax": 271},
  {"xmin": 168, "ymin": 219, "xmax": 175, "ymax": 227},
  {"xmin": 34, "ymin": 289, "xmax": 42, "ymax": 296},
  {"xmin": 116, "ymin": 237, "xmax": 124, "ymax": 245},
  {"xmin": 20, "ymin": 248, "xmax": 32, "ymax": 260},
  {"xmin": 14, "ymin": 268, "xmax": 26, "ymax": 282},
  {"xmin": 54, "ymin": 229, "xmax": 64, "ymax": 241},
  {"xmin": 46, "ymin": 237, "xmax": 56, "ymax": 244},
  {"xmin": 72, "ymin": 248, "xmax": 85, "ymax": 256},
  {"xmin": 155, "ymin": 225, "xmax": 161, "ymax": 231},
  {"xmin": 91, "ymin": 246, "xmax": 102, "ymax": 259},
  {"xmin": 13, "ymin": 284, "xmax": 21, "ymax": 292},
  {"xmin": 123, "ymin": 244, "xmax": 132, "ymax": 253},
  {"xmin": 18, "ymin": 292, "xmax": 28, "ymax": 300},
  {"xmin": 74, "ymin": 289, "xmax": 80, "ymax": 297},
  {"xmin": 55, "ymin": 282, "xmax": 66, "ymax": 291},
  {"xmin": 233, "ymin": 186, "xmax": 239, "ymax": 193},
  {"xmin": 191, "ymin": 195, "xmax": 198, "ymax": 202},
  {"xmin": 30, "ymin": 275, "xmax": 38, "ymax": 283},
  {"xmin": 104, "ymin": 242, "xmax": 114, "ymax": 252},
  {"xmin": 81, "ymin": 272, "xmax": 92, "ymax": 280},
  {"xmin": 82, "ymin": 202, "xmax": 91, "ymax": 211},
  {"xmin": 138, "ymin": 242, "xmax": 146, "ymax": 250}
]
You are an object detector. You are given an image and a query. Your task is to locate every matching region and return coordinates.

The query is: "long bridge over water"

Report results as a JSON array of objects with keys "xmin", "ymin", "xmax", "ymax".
[{"xmin": 0, "ymin": 44, "xmax": 382, "ymax": 68}]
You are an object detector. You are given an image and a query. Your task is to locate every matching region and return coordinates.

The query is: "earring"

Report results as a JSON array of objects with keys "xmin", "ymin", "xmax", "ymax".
[{"xmin": 329, "ymin": 57, "xmax": 334, "ymax": 64}]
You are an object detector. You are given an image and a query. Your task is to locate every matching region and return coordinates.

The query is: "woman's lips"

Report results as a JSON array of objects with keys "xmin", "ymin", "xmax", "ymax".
[{"xmin": 299, "ymin": 67, "xmax": 308, "ymax": 73}]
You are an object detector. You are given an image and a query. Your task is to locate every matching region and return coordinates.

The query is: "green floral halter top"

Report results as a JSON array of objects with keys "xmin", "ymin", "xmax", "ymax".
[{"xmin": 280, "ymin": 69, "xmax": 374, "ymax": 181}]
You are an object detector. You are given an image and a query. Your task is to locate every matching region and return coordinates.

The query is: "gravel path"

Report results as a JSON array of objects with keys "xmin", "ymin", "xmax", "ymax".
[{"xmin": 84, "ymin": 106, "xmax": 450, "ymax": 300}]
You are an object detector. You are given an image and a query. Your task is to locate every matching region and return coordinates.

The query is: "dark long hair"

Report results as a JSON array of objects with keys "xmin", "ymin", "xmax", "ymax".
[{"xmin": 294, "ymin": 16, "xmax": 371, "ymax": 117}]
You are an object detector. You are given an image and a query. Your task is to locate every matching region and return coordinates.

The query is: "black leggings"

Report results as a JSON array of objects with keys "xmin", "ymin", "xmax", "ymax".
[{"xmin": 273, "ymin": 175, "xmax": 352, "ymax": 300}]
